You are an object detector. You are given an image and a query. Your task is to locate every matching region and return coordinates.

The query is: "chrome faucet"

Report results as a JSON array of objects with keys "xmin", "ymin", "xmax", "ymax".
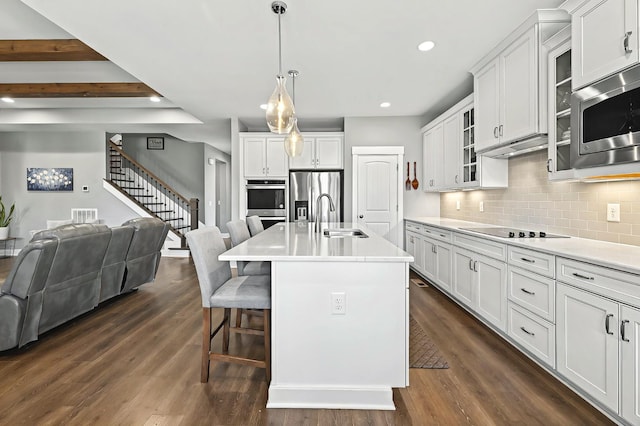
[{"xmin": 315, "ymin": 193, "xmax": 335, "ymax": 233}]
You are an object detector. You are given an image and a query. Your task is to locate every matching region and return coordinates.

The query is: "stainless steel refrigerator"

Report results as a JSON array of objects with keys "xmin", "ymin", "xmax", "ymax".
[{"xmin": 289, "ymin": 171, "xmax": 343, "ymax": 223}]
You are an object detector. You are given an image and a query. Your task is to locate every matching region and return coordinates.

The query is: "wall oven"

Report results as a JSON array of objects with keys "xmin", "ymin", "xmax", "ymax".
[
  {"xmin": 246, "ymin": 179, "xmax": 286, "ymax": 228},
  {"xmin": 571, "ymin": 64, "xmax": 640, "ymax": 169}
]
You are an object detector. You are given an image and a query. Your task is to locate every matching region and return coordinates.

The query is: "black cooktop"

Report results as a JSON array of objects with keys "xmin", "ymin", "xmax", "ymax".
[{"xmin": 459, "ymin": 227, "xmax": 570, "ymax": 239}]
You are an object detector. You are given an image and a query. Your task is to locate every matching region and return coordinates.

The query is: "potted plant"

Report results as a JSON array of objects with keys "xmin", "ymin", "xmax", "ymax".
[{"xmin": 0, "ymin": 196, "xmax": 15, "ymax": 240}]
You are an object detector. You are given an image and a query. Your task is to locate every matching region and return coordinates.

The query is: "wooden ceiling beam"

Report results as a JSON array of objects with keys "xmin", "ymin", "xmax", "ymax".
[
  {"xmin": 0, "ymin": 83, "xmax": 161, "ymax": 98},
  {"xmin": 0, "ymin": 39, "xmax": 107, "ymax": 61}
]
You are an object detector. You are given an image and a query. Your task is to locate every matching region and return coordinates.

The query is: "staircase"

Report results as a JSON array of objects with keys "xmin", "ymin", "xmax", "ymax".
[{"xmin": 104, "ymin": 140, "xmax": 198, "ymax": 248}]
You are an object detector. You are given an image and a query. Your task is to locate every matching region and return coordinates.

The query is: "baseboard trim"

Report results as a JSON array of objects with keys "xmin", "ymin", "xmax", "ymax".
[{"xmin": 266, "ymin": 385, "xmax": 395, "ymax": 410}]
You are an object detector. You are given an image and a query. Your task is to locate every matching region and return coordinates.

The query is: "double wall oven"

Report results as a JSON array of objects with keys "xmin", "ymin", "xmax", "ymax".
[{"xmin": 246, "ymin": 179, "xmax": 286, "ymax": 229}]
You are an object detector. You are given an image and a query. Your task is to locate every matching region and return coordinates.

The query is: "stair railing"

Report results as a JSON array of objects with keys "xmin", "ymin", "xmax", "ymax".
[{"xmin": 105, "ymin": 141, "xmax": 198, "ymax": 247}]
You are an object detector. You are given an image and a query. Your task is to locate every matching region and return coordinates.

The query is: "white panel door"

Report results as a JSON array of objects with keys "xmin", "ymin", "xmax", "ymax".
[
  {"xmin": 556, "ymin": 283, "xmax": 619, "ymax": 412},
  {"xmin": 265, "ymin": 137, "xmax": 288, "ymax": 177},
  {"xmin": 474, "ymin": 57, "xmax": 500, "ymax": 152},
  {"xmin": 243, "ymin": 137, "xmax": 266, "ymax": 177},
  {"xmin": 315, "ymin": 137, "xmax": 343, "ymax": 169},
  {"xmin": 289, "ymin": 136, "xmax": 315, "ymax": 170},
  {"xmin": 442, "ymin": 113, "xmax": 461, "ymax": 188},
  {"xmin": 501, "ymin": 27, "xmax": 538, "ymax": 142},
  {"xmin": 356, "ymin": 155, "xmax": 398, "ymax": 245},
  {"xmin": 475, "ymin": 254, "xmax": 508, "ymax": 332},
  {"xmin": 572, "ymin": 0, "xmax": 639, "ymax": 89},
  {"xmin": 621, "ymin": 304, "xmax": 640, "ymax": 423},
  {"xmin": 452, "ymin": 247, "xmax": 474, "ymax": 306}
]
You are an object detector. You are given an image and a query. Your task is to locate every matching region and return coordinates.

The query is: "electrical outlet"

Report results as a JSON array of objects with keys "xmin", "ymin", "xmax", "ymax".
[
  {"xmin": 456, "ymin": 200, "xmax": 461, "ymax": 210},
  {"xmin": 607, "ymin": 203, "xmax": 620, "ymax": 222},
  {"xmin": 331, "ymin": 292, "xmax": 346, "ymax": 315},
  {"xmin": 479, "ymin": 201, "xmax": 484, "ymax": 212}
]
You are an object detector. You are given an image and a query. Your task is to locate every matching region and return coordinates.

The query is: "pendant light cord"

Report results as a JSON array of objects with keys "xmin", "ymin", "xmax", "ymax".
[
  {"xmin": 292, "ymin": 74, "xmax": 296, "ymax": 104},
  {"xmin": 278, "ymin": 12, "xmax": 283, "ymax": 76}
]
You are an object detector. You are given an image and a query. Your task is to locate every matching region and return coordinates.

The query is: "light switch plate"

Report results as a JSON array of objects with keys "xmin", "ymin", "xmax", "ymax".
[
  {"xmin": 456, "ymin": 200, "xmax": 460, "ymax": 210},
  {"xmin": 607, "ymin": 203, "xmax": 620, "ymax": 222}
]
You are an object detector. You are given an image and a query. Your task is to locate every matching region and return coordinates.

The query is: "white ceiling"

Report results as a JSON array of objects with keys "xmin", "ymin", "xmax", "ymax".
[{"xmin": 2, "ymin": 0, "xmax": 565, "ymax": 153}]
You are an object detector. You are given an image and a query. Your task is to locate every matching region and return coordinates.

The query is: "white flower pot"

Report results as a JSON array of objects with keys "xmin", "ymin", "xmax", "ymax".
[{"xmin": 0, "ymin": 227, "xmax": 8, "ymax": 240}]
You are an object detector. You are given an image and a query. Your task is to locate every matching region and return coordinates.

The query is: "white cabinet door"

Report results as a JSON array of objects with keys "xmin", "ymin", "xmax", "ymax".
[
  {"xmin": 413, "ymin": 233, "xmax": 424, "ymax": 274},
  {"xmin": 621, "ymin": 304, "xmax": 640, "ymax": 423},
  {"xmin": 422, "ymin": 237, "xmax": 437, "ymax": 283},
  {"xmin": 244, "ymin": 137, "xmax": 267, "ymax": 177},
  {"xmin": 422, "ymin": 123, "xmax": 443, "ymax": 191},
  {"xmin": 406, "ymin": 230, "xmax": 418, "ymax": 269},
  {"xmin": 452, "ymin": 247, "xmax": 474, "ymax": 306},
  {"xmin": 474, "ymin": 57, "xmax": 500, "ymax": 153},
  {"xmin": 501, "ymin": 26, "xmax": 538, "ymax": 142},
  {"xmin": 442, "ymin": 113, "xmax": 461, "ymax": 188},
  {"xmin": 289, "ymin": 136, "xmax": 315, "ymax": 170},
  {"xmin": 572, "ymin": 0, "xmax": 639, "ymax": 90},
  {"xmin": 435, "ymin": 242, "xmax": 452, "ymax": 292},
  {"xmin": 265, "ymin": 137, "xmax": 288, "ymax": 177},
  {"xmin": 556, "ymin": 283, "xmax": 619, "ymax": 412},
  {"xmin": 475, "ymin": 254, "xmax": 508, "ymax": 332},
  {"xmin": 315, "ymin": 137, "xmax": 343, "ymax": 169}
]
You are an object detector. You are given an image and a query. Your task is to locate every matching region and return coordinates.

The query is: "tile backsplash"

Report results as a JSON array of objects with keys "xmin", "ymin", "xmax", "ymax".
[{"xmin": 440, "ymin": 151, "xmax": 640, "ymax": 246}]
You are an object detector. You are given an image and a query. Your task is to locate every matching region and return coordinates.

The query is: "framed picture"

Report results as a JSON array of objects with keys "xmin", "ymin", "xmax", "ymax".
[
  {"xmin": 27, "ymin": 168, "xmax": 74, "ymax": 191},
  {"xmin": 147, "ymin": 137, "xmax": 164, "ymax": 150}
]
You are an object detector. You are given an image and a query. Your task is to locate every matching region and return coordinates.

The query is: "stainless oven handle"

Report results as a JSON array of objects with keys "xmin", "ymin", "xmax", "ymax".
[
  {"xmin": 257, "ymin": 216, "xmax": 286, "ymax": 220},
  {"xmin": 246, "ymin": 185, "xmax": 286, "ymax": 190}
]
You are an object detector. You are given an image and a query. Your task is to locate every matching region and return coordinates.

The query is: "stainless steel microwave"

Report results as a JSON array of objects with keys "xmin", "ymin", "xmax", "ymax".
[{"xmin": 571, "ymin": 64, "xmax": 640, "ymax": 169}]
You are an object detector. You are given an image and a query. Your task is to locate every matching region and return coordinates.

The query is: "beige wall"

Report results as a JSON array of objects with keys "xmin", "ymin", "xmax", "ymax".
[{"xmin": 440, "ymin": 150, "xmax": 640, "ymax": 246}]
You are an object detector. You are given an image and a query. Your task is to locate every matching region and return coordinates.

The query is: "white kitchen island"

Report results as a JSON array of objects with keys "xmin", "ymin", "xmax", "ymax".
[{"xmin": 219, "ymin": 222, "xmax": 413, "ymax": 410}]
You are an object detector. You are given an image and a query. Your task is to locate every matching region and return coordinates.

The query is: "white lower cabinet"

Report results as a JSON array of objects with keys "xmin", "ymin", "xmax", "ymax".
[
  {"xmin": 621, "ymin": 305, "xmax": 640, "ymax": 424},
  {"xmin": 507, "ymin": 302, "xmax": 555, "ymax": 368},
  {"xmin": 422, "ymin": 237, "xmax": 452, "ymax": 293},
  {"xmin": 452, "ymin": 246, "xmax": 507, "ymax": 332},
  {"xmin": 405, "ymin": 230, "xmax": 423, "ymax": 274}
]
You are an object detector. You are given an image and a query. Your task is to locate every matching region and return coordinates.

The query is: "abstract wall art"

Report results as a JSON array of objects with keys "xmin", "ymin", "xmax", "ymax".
[{"xmin": 27, "ymin": 168, "xmax": 74, "ymax": 191}]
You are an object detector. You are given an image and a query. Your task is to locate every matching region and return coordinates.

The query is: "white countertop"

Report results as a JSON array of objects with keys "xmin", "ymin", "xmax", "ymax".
[
  {"xmin": 406, "ymin": 216, "xmax": 640, "ymax": 275},
  {"xmin": 220, "ymin": 222, "xmax": 413, "ymax": 263}
]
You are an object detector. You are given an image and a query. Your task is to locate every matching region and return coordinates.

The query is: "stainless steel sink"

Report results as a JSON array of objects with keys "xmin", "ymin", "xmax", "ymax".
[{"xmin": 323, "ymin": 228, "xmax": 369, "ymax": 238}]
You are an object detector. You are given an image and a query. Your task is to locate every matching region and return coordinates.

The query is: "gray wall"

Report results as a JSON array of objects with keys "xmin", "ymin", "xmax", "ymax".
[
  {"xmin": 204, "ymin": 143, "xmax": 231, "ymax": 230},
  {"xmin": 122, "ymin": 134, "xmax": 204, "ymax": 209},
  {"xmin": 0, "ymin": 131, "xmax": 140, "ymax": 248},
  {"xmin": 343, "ymin": 116, "xmax": 440, "ymax": 221}
]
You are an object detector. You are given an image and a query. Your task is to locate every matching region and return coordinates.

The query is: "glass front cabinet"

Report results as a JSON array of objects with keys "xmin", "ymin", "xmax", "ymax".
[
  {"xmin": 546, "ymin": 26, "xmax": 575, "ymax": 181},
  {"xmin": 461, "ymin": 106, "xmax": 477, "ymax": 186}
]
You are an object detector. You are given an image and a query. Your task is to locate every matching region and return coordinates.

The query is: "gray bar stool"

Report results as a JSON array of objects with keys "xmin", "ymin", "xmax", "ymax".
[{"xmin": 186, "ymin": 226, "xmax": 271, "ymax": 383}]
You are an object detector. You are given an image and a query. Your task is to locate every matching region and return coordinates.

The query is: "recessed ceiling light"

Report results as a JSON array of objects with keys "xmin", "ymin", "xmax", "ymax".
[
  {"xmin": 1, "ymin": 97, "xmax": 15, "ymax": 103},
  {"xmin": 418, "ymin": 41, "xmax": 435, "ymax": 52},
  {"xmin": 380, "ymin": 102, "xmax": 391, "ymax": 108},
  {"xmin": 149, "ymin": 96, "xmax": 161, "ymax": 102},
  {"xmin": 260, "ymin": 104, "xmax": 268, "ymax": 110}
]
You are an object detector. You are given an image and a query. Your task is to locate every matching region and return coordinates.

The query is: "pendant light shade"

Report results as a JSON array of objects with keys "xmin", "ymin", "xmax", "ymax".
[
  {"xmin": 266, "ymin": 75, "xmax": 295, "ymax": 134},
  {"xmin": 284, "ymin": 69, "xmax": 303, "ymax": 157},
  {"xmin": 266, "ymin": 1, "xmax": 295, "ymax": 134}
]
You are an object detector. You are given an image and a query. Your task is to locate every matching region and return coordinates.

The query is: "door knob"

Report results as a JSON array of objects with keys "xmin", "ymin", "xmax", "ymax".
[{"xmin": 358, "ymin": 215, "xmax": 364, "ymax": 219}]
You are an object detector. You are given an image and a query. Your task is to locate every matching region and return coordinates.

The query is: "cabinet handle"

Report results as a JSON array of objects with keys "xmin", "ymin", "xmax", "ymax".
[
  {"xmin": 520, "ymin": 326, "xmax": 535, "ymax": 336},
  {"xmin": 262, "ymin": 167, "xmax": 266, "ymax": 174},
  {"xmin": 493, "ymin": 127, "xmax": 498, "ymax": 138},
  {"xmin": 439, "ymin": 234, "xmax": 446, "ymax": 238},
  {"xmin": 572, "ymin": 272, "xmax": 595, "ymax": 281},
  {"xmin": 473, "ymin": 261, "xmax": 478, "ymax": 272},
  {"xmin": 499, "ymin": 125, "xmax": 503, "ymax": 137},
  {"xmin": 520, "ymin": 288, "xmax": 535, "ymax": 296},
  {"xmin": 469, "ymin": 259, "xmax": 474, "ymax": 271},
  {"xmin": 621, "ymin": 319, "xmax": 630, "ymax": 342},
  {"xmin": 433, "ymin": 246, "xmax": 437, "ymax": 254},
  {"xmin": 266, "ymin": 167, "xmax": 270, "ymax": 174},
  {"xmin": 520, "ymin": 257, "xmax": 535, "ymax": 263},
  {"xmin": 605, "ymin": 314, "xmax": 614, "ymax": 335},
  {"xmin": 625, "ymin": 31, "xmax": 633, "ymax": 54},
  {"xmin": 455, "ymin": 175, "xmax": 459, "ymax": 184},
  {"xmin": 546, "ymin": 159, "xmax": 552, "ymax": 173}
]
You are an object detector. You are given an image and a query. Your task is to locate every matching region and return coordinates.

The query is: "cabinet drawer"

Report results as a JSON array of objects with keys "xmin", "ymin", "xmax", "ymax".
[
  {"xmin": 508, "ymin": 246, "xmax": 555, "ymax": 278},
  {"xmin": 405, "ymin": 221, "xmax": 422, "ymax": 233},
  {"xmin": 422, "ymin": 225, "xmax": 451, "ymax": 243},
  {"xmin": 507, "ymin": 302, "xmax": 556, "ymax": 369},
  {"xmin": 508, "ymin": 266, "xmax": 555, "ymax": 322},
  {"xmin": 556, "ymin": 257, "xmax": 640, "ymax": 308},
  {"xmin": 453, "ymin": 232, "xmax": 506, "ymax": 261}
]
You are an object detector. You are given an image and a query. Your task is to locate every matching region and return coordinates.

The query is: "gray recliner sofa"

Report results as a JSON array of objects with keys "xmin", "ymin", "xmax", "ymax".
[{"xmin": 0, "ymin": 217, "xmax": 168, "ymax": 351}]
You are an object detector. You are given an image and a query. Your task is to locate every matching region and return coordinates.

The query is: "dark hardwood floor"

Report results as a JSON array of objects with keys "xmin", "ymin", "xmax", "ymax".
[{"xmin": 0, "ymin": 257, "xmax": 613, "ymax": 425}]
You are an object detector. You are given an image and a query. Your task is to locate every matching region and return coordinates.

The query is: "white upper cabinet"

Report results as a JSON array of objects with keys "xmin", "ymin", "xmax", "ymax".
[
  {"xmin": 422, "ymin": 123, "xmax": 444, "ymax": 191},
  {"xmin": 570, "ymin": 0, "xmax": 639, "ymax": 90},
  {"xmin": 471, "ymin": 10, "xmax": 570, "ymax": 154},
  {"xmin": 242, "ymin": 134, "xmax": 288, "ymax": 178},
  {"xmin": 442, "ymin": 113, "xmax": 461, "ymax": 188},
  {"xmin": 289, "ymin": 134, "xmax": 344, "ymax": 170}
]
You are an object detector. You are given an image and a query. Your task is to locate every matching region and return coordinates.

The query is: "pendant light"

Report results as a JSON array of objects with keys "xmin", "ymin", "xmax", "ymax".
[
  {"xmin": 284, "ymin": 70, "xmax": 303, "ymax": 157},
  {"xmin": 265, "ymin": 1, "xmax": 295, "ymax": 134}
]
